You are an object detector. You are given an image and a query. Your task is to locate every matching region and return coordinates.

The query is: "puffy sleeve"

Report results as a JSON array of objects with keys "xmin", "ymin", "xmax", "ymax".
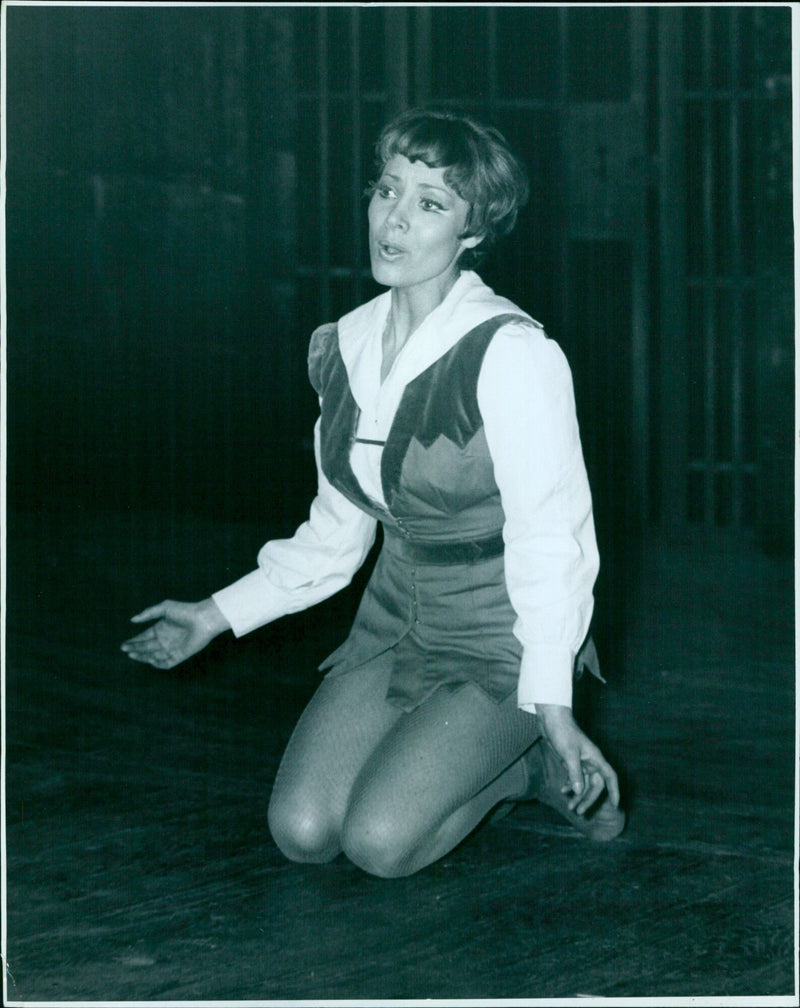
[
  {"xmin": 477, "ymin": 321, "xmax": 600, "ymax": 713},
  {"xmin": 211, "ymin": 326, "xmax": 377, "ymax": 637}
]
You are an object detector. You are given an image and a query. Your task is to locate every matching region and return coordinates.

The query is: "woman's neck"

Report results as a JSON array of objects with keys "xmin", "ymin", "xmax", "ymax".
[{"xmin": 384, "ymin": 269, "xmax": 461, "ymax": 366}]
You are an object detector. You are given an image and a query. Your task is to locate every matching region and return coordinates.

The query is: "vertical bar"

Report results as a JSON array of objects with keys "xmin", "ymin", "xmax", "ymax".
[
  {"xmin": 350, "ymin": 8, "xmax": 362, "ymax": 307},
  {"xmin": 658, "ymin": 7, "xmax": 688, "ymax": 530},
  {"xmin": 245, "ymin": 10, "xmax": 298, "ymax": 521},
  {"xmin": 701, "ymin": 8, "xmax": 717, "ymax": 526},
  {"xmin": 630, "ymin": 6, "xmax": 651, "ymax": 533},
  {"xmin": 556, "ymin": 8, "xmax": 570, "ymax": 333},
  {"xmin": 487, "ymin": 6, "xmax": 498, "ymax": 111},
  {"xmin": 413, "ymin": 7, "xmax": 431, "ymax": 105},
  {"xmin": 384, "ymin": 7, "xmax": 408, "ymax": 118},
  {"xmin": 728, "ymin": 7, "xmax": 744, "ymax": 528},
  {"xmin": 317, "ymin": 8, "xmax": 330, "ymax": 322}
]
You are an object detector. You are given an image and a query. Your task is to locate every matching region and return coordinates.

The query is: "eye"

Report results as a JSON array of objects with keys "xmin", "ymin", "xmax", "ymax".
[
  {"xmin": 376, "ymin": 183, "xmax": 396, "ymax": 199},
  {"xmin": 420, "ymin": 198, "xmax": 445, "ymax": 212}
]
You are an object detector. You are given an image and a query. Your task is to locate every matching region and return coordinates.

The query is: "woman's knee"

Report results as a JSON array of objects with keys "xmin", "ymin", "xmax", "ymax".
[
  {"xmin": 267, "ymin": 790, "xmax": 340, "ymax": 865},
  {"xmin": 340, "ymin": 801, "xmax": 419, "ymax": 879}
]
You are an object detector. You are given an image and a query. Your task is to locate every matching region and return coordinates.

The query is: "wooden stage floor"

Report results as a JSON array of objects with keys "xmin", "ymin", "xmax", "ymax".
[{"xmin": 4, "ymin": 508, "xmax": 797, "ymax": 1003}]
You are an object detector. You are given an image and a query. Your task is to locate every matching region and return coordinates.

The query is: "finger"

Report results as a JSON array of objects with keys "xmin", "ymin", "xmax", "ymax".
[
  {"xmin": 121, "ymin": 626, "xmax": 162, "ymax": 648},
  {"xmin": 565, "ymin": 768, "xmax": 595, "ymax": 812},
  {"xmin": 573, "ymin": 769, "xmax": 606, "ymax": 815},
  {"xmin": 123, "ymin": 638, "xmax": 176, "ymax": 667},
  {"xmin": 121, "ymin": 633, "xmax": 172, "ymax": 661},
  {"xmin": 130, "ymin": 602, "xmax": 169, "ymax": 623},
  {"xmin": 585, "ymin": 751, "xmax": 620, "ymax": 808},
  {"xmin": 575, "ymin": 739, "xmax": 620, "ymax": 801},
  {"xmin": 560, "ymin": 753, "xmax": 586, "ymax": 798},
  {"xmin": 141, "ymin": 655, "xmax": 175, "ymax": 670},
  {"xmin": 124, "ymin": 650, "xmax": 168, "ymax": 667},
  {"xmin": 572, "ymin": 756, "xmax": 621, "ymax": 814},
  {"xmin": 122, "ymin": 641, "xmax": 167, "ymax": 660},
  {"xmin": 600, "ymin": 762, "xmax": 621, "ymax": 808}
]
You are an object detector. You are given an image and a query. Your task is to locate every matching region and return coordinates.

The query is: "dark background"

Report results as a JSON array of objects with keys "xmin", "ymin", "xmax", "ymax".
[
  {"xmin": 7, "ymin": 4, "xmax": 793, "ymax": 543},
  {"xmin": 6, "ymin": 6, "xmax": 793, "ymax": 658}
]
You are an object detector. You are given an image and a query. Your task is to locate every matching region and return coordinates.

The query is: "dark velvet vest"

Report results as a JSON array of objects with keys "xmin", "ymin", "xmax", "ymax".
[
  {"xmin": 308, "ymin": 311, "xmax": 602, "ymax": 704},
  {"xmin": 308, "ymin": 313, "xmax": 529, "ymax": 545}
]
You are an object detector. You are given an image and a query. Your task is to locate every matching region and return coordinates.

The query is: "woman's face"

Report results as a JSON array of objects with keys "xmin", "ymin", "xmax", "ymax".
[{"xmin": 368, "ymin": 154, "xmax": 480, "ymax": 300}]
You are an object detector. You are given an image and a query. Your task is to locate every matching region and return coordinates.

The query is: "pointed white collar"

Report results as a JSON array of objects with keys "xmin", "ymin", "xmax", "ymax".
[{"xmin": 336, "ymin": 271, "xmax": 538, "ymax": 412}]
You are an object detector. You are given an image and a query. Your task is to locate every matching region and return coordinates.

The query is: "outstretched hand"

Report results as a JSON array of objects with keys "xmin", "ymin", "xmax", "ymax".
[
  {"xmin": 121, "ymin": 598, "xmax": 230, "ymax": 669},
  {"xmin": 535, "ymin": 703, "xmax": 620, "ymax": 817}
]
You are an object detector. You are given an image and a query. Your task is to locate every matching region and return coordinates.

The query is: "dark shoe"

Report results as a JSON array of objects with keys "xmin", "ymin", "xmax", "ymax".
[
  {"xmin": 487, "ymin": 799, "xmax": 518, "ymax": 825},
  {"xmin": 518, "ymin": 738, "xmax": 626, "ymax": 842}
]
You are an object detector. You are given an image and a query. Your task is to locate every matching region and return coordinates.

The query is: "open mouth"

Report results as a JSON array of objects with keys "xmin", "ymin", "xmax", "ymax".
[{"xmin": 377, "ymin": 240, "xmax": 406, "ymax": 259}]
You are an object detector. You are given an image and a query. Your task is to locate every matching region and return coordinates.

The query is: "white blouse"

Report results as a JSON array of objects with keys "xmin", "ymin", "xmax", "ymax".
[{"xmin": 212, "ymin": 271, "xmax": 599, "ymax": 713}]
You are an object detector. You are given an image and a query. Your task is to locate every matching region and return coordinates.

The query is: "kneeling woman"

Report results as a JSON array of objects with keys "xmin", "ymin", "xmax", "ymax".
[{"xmin": 122, "ymin": 107, "xmax": 625, "ymax": 878}]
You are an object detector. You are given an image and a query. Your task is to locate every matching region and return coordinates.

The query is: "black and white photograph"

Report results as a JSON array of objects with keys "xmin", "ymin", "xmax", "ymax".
[{"xmin": 2, "ymin": 2, "xmax": 796, "ymax": 1004}]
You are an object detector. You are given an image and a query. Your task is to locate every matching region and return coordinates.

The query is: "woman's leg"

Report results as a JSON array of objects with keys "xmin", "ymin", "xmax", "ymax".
[
  {"xmin": 341, "ymin": 683, "xmax": 541, "ymax": 878},
  {"xmin": 267, "ymin": 652, "xmax": 402, "ymax": 864}
]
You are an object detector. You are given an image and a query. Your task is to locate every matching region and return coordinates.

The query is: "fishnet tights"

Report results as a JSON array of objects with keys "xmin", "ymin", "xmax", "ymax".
[{"xmin": 267, "ymin": 652, "xmax": 541, "ymax": 877}]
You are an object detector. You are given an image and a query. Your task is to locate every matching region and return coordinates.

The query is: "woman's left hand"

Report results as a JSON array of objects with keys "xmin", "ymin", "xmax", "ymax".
[{"xmin": 535, "ymin": 703, "xmax": 620, "ymax": 816}]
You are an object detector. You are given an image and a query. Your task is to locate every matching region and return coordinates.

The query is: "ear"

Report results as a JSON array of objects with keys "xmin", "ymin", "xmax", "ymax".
[{"xmin": 460, "ymin": 232, "xmax": 484, "ymax": 251}]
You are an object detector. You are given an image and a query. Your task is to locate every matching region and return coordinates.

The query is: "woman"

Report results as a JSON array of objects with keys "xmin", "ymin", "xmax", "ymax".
[{"xmin": 122, "ymin": 107, "xmax": 625, "ymax": 878}]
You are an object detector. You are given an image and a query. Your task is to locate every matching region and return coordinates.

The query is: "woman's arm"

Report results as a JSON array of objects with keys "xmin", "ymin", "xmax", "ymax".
[
  {"xmin": 479, "ymin": 321, "xmax": 618, "ymax": 811},
  {"xmin": 122, "ymin": 417, "xmax": 377, "ymax": 667},
  {"xmin": 478, "ymin": 320, "xmax": 599, "ymax": 713},
  {"xmin": 211, "ymin": 417, "xmax": 377, "ymax": 637}
]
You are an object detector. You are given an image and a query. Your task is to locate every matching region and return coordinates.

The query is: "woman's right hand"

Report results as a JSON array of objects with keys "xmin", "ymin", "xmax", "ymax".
[{"xmin": 121, "ymin": 598, "xmax": 231, "ymax": 669}]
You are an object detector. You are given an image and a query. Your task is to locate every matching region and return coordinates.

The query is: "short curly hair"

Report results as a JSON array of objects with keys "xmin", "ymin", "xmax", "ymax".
[{"xmin": 373, "ymin": 106, "xmax": 530, "ymax": 268}]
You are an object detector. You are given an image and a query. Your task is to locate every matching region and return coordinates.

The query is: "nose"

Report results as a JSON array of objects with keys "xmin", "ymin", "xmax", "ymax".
[{"xmin": 384, "ymin": 197, "xmax": 409, "ymax": 231}]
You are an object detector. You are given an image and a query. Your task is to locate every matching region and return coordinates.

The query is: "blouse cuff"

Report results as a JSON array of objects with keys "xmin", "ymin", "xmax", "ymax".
[
  {"xmin": 212, "ymin": 570, "xmax": 289, "ymax": 638},
  {"xmin": 516, "ymin": 643, "xmax": 574, "ymax": 713}
]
